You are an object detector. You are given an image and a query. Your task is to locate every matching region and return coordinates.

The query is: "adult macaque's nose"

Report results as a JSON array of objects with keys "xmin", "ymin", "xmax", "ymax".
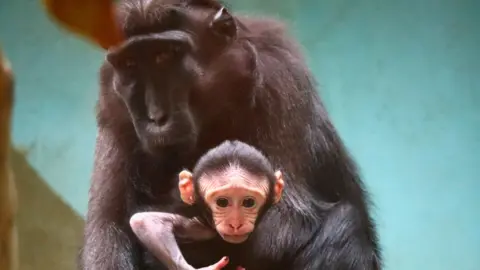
[{"xmin": 148, "ymin": 110, "xmax": 169, "ymax": 126}]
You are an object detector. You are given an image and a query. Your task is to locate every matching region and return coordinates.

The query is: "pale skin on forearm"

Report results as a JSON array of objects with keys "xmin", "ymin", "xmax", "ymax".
[{"xmin": 130, "ymin": 212, "xmax": 228, "ymax": 270}]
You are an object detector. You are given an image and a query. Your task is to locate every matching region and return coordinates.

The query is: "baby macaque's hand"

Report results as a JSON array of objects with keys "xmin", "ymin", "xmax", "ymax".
[{"xmin": 197, "ymin": 256, "xmax": 229, "ymax": 270}]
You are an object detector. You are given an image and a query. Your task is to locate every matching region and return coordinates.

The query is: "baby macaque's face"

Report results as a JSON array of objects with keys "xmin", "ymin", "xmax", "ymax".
[{"xmin": 179, "ymin": 167, "xmax": 284, "ymax": 244}]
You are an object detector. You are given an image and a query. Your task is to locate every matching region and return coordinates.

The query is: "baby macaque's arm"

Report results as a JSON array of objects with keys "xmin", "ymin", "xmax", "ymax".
[{"xmin": 130, "ymin": 212, "xmax": 228, "ymax": 270}]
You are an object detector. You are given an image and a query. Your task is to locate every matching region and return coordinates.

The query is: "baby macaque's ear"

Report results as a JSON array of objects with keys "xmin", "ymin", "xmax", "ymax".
[
  {"xmin": 273, "ymin": 170, "xmax": 285, "ymax": 204},
  {"xmin": 178, "ymin": 170, "xmax": 195, "ymax": 204}
]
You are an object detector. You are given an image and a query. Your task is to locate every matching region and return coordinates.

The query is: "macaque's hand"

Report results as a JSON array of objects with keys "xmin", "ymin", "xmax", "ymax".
[{"xmin": 130, "ymin": 212, "xmax": 222, "ymax": 270}]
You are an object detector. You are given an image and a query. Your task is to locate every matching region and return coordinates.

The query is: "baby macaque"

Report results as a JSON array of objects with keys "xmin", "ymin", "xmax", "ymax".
[{"xmin": 130, "ymin": 140, "xmax": 284, "ymax": 270}]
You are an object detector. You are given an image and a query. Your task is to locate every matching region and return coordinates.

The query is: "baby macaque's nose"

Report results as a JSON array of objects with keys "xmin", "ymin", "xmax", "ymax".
[{"xmin": 228, "ymin": 222, "xmax": 243, "ymax": 231}]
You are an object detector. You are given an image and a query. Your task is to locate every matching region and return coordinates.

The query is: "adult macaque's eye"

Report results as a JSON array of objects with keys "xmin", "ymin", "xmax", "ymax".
[
  {"xmin": 155, "ymin": 52, "xmax": 170, "ymax": 64},
  {"xmin": 242, "ymin": 198, "xmax": 256, "ymax": 208},
  {"xmin": 155, "ymin": 44, "xmax": 182, "ymax": 64},
  {"xmin": 216, "ymin": 197, "xmax": 229, "ymax": 208},
  {"xmin": 171, "ymin": 44, "xmax": 182, "ymax": 54},
  {"xmin": 123, "ymin": 58, "xmax": 136, "ymax": 69}
]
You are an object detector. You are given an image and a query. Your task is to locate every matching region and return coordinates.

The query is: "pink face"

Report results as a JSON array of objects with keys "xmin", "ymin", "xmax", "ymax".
[
  {"xmin": 179, "ymin": 167, "xmax": 284, "ymax": 244},
  {"xmin": 205, "ymin": 185, "xmax": 266, "ymax": 243}
]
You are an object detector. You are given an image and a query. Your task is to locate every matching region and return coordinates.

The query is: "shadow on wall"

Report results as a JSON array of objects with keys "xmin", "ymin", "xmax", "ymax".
[{"xmin": 11, "ymin": 147, "xmax": 83, "ymax": 270}]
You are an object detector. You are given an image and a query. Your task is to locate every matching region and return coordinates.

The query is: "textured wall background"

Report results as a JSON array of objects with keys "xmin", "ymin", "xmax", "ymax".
[{"xmin": 0, "ymin": 0, "xmax": 479, "ymax": 269}]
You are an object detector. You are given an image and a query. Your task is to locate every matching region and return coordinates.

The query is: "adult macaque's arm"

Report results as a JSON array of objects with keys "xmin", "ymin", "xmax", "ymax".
[{"xmin": 130, "ymin": 212, "xmax": 228, "ymax": 270}]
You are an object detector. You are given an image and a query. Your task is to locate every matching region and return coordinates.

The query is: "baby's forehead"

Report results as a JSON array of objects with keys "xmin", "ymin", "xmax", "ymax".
[
  {"xmin": 198, "ymin": 166, "xmax": 269, "ymax": 187},
  {"xmin": 199, "ymin": 166, "xmax": 271, "ymax": 200}
]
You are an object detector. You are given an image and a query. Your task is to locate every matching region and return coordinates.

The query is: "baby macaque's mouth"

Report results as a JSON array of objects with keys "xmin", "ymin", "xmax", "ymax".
[
  {"xmin": 224, "ymin": 233, "xmax": 248, "ymax": 237},
  {"xmin": 221, "ymin": 234, "xmax": 249, "ymax": 243}
]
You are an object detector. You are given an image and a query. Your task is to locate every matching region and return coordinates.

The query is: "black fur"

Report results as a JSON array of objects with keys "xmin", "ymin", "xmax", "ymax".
[{"xmin": 79, "ymin": 0, "xmax": 381, "ymax": 269}]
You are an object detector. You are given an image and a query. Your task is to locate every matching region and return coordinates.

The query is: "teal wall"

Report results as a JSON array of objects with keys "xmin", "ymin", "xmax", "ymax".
[{"xmin": 1, "ymin": 0, "xmax": 479, "ymax": 269}]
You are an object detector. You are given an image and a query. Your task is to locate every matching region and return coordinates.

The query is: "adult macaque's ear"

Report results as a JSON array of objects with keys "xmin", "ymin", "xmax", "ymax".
[
  {"xmin": 208, "ymin": 7, "xmax": 237, "ymax": 41},
  {"xmin": 273, "ymin": 170, "xmax": 284, "ymax": 204},
  {"xmin": 178, "ymin": 170, "xmax": 195, "ymax": 204},
  {"xmin": 104, "ymin": 46, "xmax": 122, "ymax": 67},
  {"xmin": 105, "ymin": 51, "xmax": 116, "ymax": 66}
]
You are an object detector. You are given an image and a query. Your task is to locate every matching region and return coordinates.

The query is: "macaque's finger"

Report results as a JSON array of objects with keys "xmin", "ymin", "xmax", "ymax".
[
  {"xmin": 212, "ymin": 256, "xmax": 229, "ymax": 269},
  {"xmin": 198, "ymin": 256, "xmax": 229, "ymax": 270},
  {"xmin": 236, "ymin": 267, "xmax": 246, "ymax": 270}
]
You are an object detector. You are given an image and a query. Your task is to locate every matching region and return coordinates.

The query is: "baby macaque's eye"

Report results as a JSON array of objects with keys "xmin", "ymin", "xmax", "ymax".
[
  {"xmin": 242, "ymin": 198, "xmax": 256, "ymax": 208},
  {"xmin": 216, "ymin": 197, "xmax": 229, "ymax": 208}
]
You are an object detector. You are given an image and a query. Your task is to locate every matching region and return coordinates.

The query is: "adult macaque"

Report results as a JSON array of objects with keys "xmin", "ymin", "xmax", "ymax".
[
  {"xmin": 81, "ymin": 0, "xmax": 381, "ymax": 269},
  {"xmin": 130, "ymin": 140, "xmax": 284, "ymax": 270}
]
